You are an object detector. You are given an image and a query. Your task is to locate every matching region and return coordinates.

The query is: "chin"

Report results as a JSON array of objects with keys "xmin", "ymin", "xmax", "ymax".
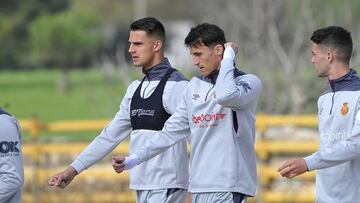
[
  {"xmin": 133, "ymin": 63, "xmax": 142, "ymax": 67},
  {"xmin": 317, "ymin": 73, "xmax": 327, "ymax": 78}
]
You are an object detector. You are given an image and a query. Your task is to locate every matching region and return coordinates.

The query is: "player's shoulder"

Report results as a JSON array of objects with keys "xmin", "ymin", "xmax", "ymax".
[
  {"xmin": 168, "ymin": 69, "xmax": 188, "ymax": 82},
  {"xmin": 0, "ymin": 113, "xmax": 19, "ymax": 134}
]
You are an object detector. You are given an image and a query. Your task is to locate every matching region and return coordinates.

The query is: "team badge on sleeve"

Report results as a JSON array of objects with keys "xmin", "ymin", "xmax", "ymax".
[
  {"xmin": 236, "ymin": 81, "xmax": 251, "ymax": 93},
  {"xmin": 341, "ymin": 102, "xmax": 349, "ymax": 115}
]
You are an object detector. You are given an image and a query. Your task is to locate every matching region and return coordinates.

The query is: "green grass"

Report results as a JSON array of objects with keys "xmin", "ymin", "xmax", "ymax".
[
  {"xmin": 1, "ymin": 69, "xmax": 138, "ymax": 121},
  {"xmin": 0, "ymin": 69, "xmax": 143, "ymax": 140},
  {"xmin": 1, "ymin": 68, "xmax": 194, "ymax": 141}
]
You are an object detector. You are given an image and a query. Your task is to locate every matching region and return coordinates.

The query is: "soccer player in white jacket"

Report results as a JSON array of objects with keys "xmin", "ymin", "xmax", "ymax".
[
  {"xmin": 113, "ymin": 23, "xmax": 262, "ymax": 203},
  {"xmin": 0, "ymin": 108, "xmax": 24, "ymax": 203},
  {"xmin": 278, "ymin": 26, "xmax": 360, "ymax": 203},
  {"xmin": 48, "ymin": 17, "xmax": 189, "ymax": 203}
]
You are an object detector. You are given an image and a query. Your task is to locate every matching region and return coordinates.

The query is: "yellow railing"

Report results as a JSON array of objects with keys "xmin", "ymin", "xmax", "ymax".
[{"xmin": 19, "ymin": 114, "xmax": 319, "ymax": 203}]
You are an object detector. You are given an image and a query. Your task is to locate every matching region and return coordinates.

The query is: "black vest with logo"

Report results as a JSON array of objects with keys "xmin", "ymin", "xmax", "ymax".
[{"xmin": 130, "ymin": 68, "xmax": 175, "ymax": 130}]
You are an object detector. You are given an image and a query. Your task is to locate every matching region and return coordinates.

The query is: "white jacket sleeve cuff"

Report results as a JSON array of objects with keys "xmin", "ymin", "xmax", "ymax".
[
  {"xmin": 304, "ymin": 153, "xmax": 320, "ymax": 171},
  {"xmin": 124, "ymin": 154, "xmax": 140, "ymax": 170},
  {"xmin": 70, "ymin": 160, "xmax": 87, "ymax": 174},
  {"xmin": 223, "ymin": 46, "xmax": 236, "ymax": 60}
]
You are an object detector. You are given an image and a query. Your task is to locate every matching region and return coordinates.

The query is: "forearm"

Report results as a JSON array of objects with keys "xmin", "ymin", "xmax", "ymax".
[
  {"xmin": 305, "ymin": 139, "xmax": 360, "ymax": 170},
  {"xmin": 71, "ymin": 117, "xmax": 131, "ymax": 173}
]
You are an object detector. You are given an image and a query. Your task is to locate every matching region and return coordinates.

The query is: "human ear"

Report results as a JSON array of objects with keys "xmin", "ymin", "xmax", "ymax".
[
  {"xmin": 327, "ymin": 50, "xmax": 334, "ymax": 63},
  {"xmin": 154, "ymin": 40, "xmax": 162, "ymax": 52},
  {"xmin": 214, "ymin": 44, "xmax": 224, "ymax": 56}
]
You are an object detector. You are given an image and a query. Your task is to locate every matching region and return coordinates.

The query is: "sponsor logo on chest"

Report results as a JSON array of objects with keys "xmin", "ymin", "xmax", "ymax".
[
  {"xmin": 131, "ymin": 109, "xmax": 155, "ymax": 117},
  {"xmin": 0, "ymin": 141, "xmax": 20, "ymax": 157},
  {"xmin": 192, "ymin": 113, "xmax": 226, "ymax": 128}
]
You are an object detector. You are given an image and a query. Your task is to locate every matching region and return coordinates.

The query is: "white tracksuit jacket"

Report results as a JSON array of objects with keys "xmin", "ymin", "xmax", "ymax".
[
  {"xmin": 304, "ymin": 69, "xmax": 360, "ymax": 203},
  {"xmin": 71, "ymin": 58, "xmax": 189, "ymax": 190},
  {"xmin": 0, "ymin": 110, "xmax": 24, "ymax": 203},
  {"xmin": 133, "ymin": 54, "xmax": 262, "ymax": 196}
]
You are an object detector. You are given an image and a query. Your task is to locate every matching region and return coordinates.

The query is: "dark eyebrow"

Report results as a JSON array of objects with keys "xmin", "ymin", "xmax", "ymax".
[{"xmin": 129, "ymin": 41, "xmax": 143, "ymax": 46}]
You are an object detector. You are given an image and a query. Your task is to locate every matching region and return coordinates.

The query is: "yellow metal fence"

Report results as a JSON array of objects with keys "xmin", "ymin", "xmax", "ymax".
[{"xmin": 19, "ymin": 114, "xmax": 319, "ymax": 203}]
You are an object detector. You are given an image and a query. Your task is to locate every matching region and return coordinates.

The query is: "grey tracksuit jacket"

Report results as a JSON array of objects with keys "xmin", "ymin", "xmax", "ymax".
[
  {"xmin": 304, "ymin": 69, "xmax": 360, "ymax": 203},
  {"xmin": 71, "ymin": 58, "xmax": 189, "ymax": 190},
  {"xmin": 0, "ymin": 109, "xmax": 24, "ymax": 203},
  {"xmin": 133, "ymin": 57, "xmax": 262, "ymax": 196}
]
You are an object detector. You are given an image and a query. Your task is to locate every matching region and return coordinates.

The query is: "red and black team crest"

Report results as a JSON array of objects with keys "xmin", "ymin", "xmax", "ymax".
[{"xmin": 341, "ymin": 102, "xmax": 349, "ymax": 115}]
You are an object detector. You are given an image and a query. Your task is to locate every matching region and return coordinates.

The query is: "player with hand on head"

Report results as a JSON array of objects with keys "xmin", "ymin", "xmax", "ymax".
[{"xmin": 113, "ymin": 23, "xmax": 262, "ymax": 203}]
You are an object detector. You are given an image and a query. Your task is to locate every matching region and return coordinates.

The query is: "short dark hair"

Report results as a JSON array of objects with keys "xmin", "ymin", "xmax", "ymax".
[
  {"xmin": 130, "ymin": 17, "xmax": 165, "ymax": 41},
  {"xmin": 184, "ymin": 23, "xmax": 226, "ymax": 48},
  {"xmin": 311, "ymin": 26, "xmax": 353, "ymax": 65}
]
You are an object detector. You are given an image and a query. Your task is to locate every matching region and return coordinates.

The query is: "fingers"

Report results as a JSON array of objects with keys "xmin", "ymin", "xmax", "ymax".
[
  {"xmin": 48, "ymin": 175, "xmax": 65, "ymax": 188},
  {"xmin": 48, "ymin": 170, "xmax": 73, "ymax": 189},
  {"xmin": 112, "ymin": 164, "xmax": 125, "ymax": 173},
  {"xmin": 224, "ymin": 42, "xmax": 239, "ymax": 54},
  {"xmin": 278, "ymin": 160, "xmax": 295, "ymax": 178},
  {"xmin": 287, "ymin": 172, "xmax": 299, "ymax": 179},
  {"xmin": 278, "ymin": 161, "xmax": 289, "ymax": 172},
  {"xmin": 279, "ymin": 165, "xmax": 293, "ymax": 178},
  {"xmin": 48, "ymin": 176, "xmax": 57, "ymax": 186},
  {"xmin": 112, "ymin": 155, "xmax": 125, "ymax": 163},
  {"xmin": 112, "ymin": 156, "xmax": 125, "ymax": 173},
  {"xmin": 278, "ymin": 159, "xmax": 307, "ymax": 179}
]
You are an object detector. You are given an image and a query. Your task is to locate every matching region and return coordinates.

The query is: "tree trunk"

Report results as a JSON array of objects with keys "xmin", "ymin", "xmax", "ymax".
[{"xmin": 58, "ymin": 68, "xmax": 70, "ymax": 94}]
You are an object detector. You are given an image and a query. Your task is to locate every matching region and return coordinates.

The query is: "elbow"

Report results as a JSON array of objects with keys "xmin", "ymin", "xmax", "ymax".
[
  {"xmin": 5, "ymin": 176, "xmax": 23, "ymax": 192},
  {"xmin": 14, "ymin": 175, "xmax": 24, "ymax": 189},
  {"xmin": 215, "ymin": 85, "xmax": 239, "ymax": 106},
  {"xmin": 348, "ymin": 140, "xmax": 360, "ymax": 155},
  {"xmin": 215, "ymin": 92, "xmax": 237, "ymax": 107}
]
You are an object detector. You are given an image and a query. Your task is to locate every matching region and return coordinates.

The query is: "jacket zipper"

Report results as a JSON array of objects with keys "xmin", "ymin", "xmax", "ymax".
[
  {"xmin": 329, "ymin": 80, "xmax": 335, "ymax": 115},
  {"xmin": 205, "ymin": 84, "xmax": 215, "ymax": 102},
  {"xmin": 142, "ymin": 76, "xmax": 151, "ymax": 98},
  {"xmin": 330, "ymin": 92, "xmax": 335, "ymax": 115}
]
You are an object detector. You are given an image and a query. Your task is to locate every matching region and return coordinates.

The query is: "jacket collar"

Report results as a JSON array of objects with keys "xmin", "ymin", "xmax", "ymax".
[
  {"xmin": 329, "ymin": 69, "xmax": 359, "ymax": 91},
  {"xmin": 142, "ymin": 58, "xmax": 172, "ymax": 80},
  {"xmin": 0, "ymin": 108, "xmax": 11, "ymax": 116},
  {"xmin": 197, "ymin": 67, "xmax": 246, "ymax": 84}
]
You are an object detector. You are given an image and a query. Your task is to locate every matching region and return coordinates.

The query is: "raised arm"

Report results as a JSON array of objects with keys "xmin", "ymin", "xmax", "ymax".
[{"xmin": 215, "ymin": 43, "xmax": 262, "ymax": 109}]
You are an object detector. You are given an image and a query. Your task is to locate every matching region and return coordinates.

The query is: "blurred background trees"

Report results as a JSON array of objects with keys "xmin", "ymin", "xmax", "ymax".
[
  {"xmin": 192, "ymin": 0, "xmax": 360, "ymax": 113},
  {"xmin": 1, "ymin": 0, "xmax": 360, "ymax": 116},
  {"xmin": 29, "ymin": 9, "xmax": 102, "ymax": 92}
]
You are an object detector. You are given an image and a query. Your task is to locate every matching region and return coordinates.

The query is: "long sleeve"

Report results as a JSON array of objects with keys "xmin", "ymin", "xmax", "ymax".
[
  {"xmin": 0, "ymin": 115, "xmax": 24, "ymax": 203},
  {"xmin": 71, "ymin": 84, "xmax": 134, "ymax": 173},
  {"xmin": 215, "ymin": 47, "xmax": 262, "ymax": 109},
  {"xmin": 305, "ymin": 101, "xmax": 360, "ymax": 171},
  {"xmin": 134, "ymin": 88, "xmax": 191, "ymax": 163},
  {"xmin": 163, "ymin": 80, "xmax": 188, "ymax": 114}
]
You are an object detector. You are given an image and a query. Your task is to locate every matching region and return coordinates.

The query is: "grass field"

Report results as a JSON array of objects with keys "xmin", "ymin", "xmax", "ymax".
[
  {"xmin": 0, "ymin": 69, "xmax": 143, "ymax": 140},
  {"xmin": 1, "ymin": 69, "xmax": 135, "ymax": 120}
]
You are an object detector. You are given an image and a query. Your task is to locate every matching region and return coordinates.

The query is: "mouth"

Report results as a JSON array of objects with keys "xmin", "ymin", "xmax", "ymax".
[{"xmin": 132, "ymin": 56, "xmax": 139, "ymax": 60}]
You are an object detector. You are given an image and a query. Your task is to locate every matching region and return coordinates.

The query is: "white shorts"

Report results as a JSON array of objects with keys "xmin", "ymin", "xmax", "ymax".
[
  {"xmin": 136, "ymin": 188, "xmax": 187, "ymax": 203},
  {"xmin": 192, "ymin": 192, "xmax": 247, "ymax": 203}
]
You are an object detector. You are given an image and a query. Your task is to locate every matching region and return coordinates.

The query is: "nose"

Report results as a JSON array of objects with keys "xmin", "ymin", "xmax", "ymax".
[
  {"xmin": 311, "ymin": 56, "xmax": 315, "ymax": 64},
  {"xmin": 128, "ymin": 44, "xmax": 135, "ymax": 54},
  {"xmin": 192, "ymin": 56, "xmax": 199, "ymax": 66}
]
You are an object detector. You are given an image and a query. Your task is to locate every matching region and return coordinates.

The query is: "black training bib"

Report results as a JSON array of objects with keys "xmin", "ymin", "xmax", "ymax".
[{"xmin": 130, "ymin": 68, "xmax": 175, "ymax": 130}]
